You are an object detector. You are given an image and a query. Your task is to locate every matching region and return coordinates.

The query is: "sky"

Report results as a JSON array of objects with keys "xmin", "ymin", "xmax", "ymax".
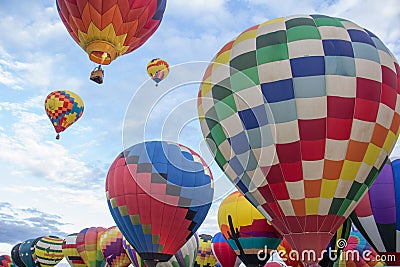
[{"xmin": 0, "ymin": 0, "xmax": 400, "ymax": 262}]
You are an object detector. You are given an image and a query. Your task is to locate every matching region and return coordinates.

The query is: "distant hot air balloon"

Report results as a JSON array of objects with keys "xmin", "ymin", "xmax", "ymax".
[
  {"xmin": 211, "ymin": 233, "xmax": 240, "ymax": 267},
  {"xmin": 157, "ymin": 233, "xmax": 199, "ymax": 267},
  {"xmin": 350, "ymin": 158, "xmax": 400, "ymax": 265},
  {"xmin": 106, "ymin": 141, "xmax": 214, "ymax": 267},
  {"xmin": 34, "ymin": 236, "xmax": 64, "ymax": 267},
  {"xmin": 99, "ymin": 226, "xmax": 131, "ymax": 267},
  {"xmin": 194, "ymin": 234, "xmax": 218, "ymax": 267},
  {"xmin": 218, "ymin": 191, "xmax": 282, "ymax": 267},
  {"xmin": 76, "ymin": 227, "xmax": 106, "ymax": 267},
  {"xmin": 19, "ymin": 238, "xmax": 40, "ymax": 267},
  {"xmin": 44, "ymin": 90, "xmax": 84, "ymax": 140},
  {"xmin": 56, "ymin": 0, "xmax": 167, "ymax": 83},
  {"xmin": 0, "ymin": 255, "xmax": 14, "ymax": 267},
  {"xmin": 11, "ymin": 244, "xmax": 24, "ymax": 267},
  {"xmin": 63, "ymin": 233, "xmax": 86, "ymax": 267},
  {"xmin": 198, "ymin": 14, "xmax": 400, "ymax": 262},
  {"xmin": 121, "ymin": 237, "xmax": 143, "ymax": 267},
  {"xmin": 147, "ymin": 58, "xmax": 169, "ymax": 86}
]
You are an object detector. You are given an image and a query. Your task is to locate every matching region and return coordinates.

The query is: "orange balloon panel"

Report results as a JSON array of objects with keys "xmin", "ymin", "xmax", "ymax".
[{"xmin": 56, "ymin": 0, "xmax": 167, "ymax": 64}]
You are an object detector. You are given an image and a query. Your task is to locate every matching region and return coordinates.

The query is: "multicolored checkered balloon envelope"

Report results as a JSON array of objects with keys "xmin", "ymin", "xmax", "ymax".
[
  {"xmin": 106, "ymin": 141, "xmax": 214, "ymax": 266},
  {"xmin": 56, "ymin": 0, "xmax": 167, "ymax": 65},
  {"xmin": 44, "ymin": 90, "xmax": 84, "ymax": 139},
  {"xmin": 193, "ymin": 234, "xmax": 217, "ymax": 267},
  {"xmin": 198, "ymin": 14, "xmax": 400, "ymax": 261},
  {"xmin": 99, "ymin": 226, "xmax": 131, "ymax": 267}
]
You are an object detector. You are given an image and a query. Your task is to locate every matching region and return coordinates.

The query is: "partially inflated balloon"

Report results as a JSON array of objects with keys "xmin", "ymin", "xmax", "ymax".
[
  {"xmin": 121, "ymin": 237, "xmax": 143, "ymax": 267},
  {"xmin": 76, "ymin": 227, "xmax": 106, "ymax": 267},
  {"xmin": 350, "ymin": 158, "xmax": 400, "ymax": 265},
  {"xmin": 99, "ymin": 226, "xmax": 131, "ymax": 267},
  {"xmin": 157, "ymin": 233, "xmax": 199, "ymax": 267},
  {"xmin": 218, "ymin": 191, "xmax": 282, "ymax": 267},
  {"xmin": 198, "ymin": 14, "xmax": 400, "ymax": 258},
  {"xmin": 56, "ymin": 0, "xmax": 167, "ymax": 65},
  {"xmin": 44, "ymin": 90, "xmax": 84, "ymax": 139},
  {"xmin": 147, "ymin": 58, "xmax": 169, "ymax": 85},
  {"xmin": 62, "ymin": 234, "xmax": 86, "ymax": 267},
  {"xmin": 34, "ymin": 236, "xmax": 64, "ymax": 267},
  {"xmin": 19, "ymin": 238, "xmax": 40, "ymax": 267},
  {"xmin": 0, "ymin": 255, "xmax": 14, "ymax": 267},
  {"xmin": 194, "ymin": 234, "xmax": 217, "ymax": 267},
  {"xmin": 106, "ymin": 141, "xmax": 214, "ymax": 265},
  {"xmin": 211, "ymin": 233, "xmax": 240, "ymax": 267},
  {"xmin": 11, "ymin": 244, "xmax": 24, "ymax": 267}
]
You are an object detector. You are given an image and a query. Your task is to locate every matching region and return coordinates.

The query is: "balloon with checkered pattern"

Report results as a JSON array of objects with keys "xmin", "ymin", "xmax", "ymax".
[
  {"xmin": 198, "ymin": 14, "xmax": 400, "ymax": 262},
  {"xmin": 0, "ymin": 255, "xmax": 14, "ymax": 267}
]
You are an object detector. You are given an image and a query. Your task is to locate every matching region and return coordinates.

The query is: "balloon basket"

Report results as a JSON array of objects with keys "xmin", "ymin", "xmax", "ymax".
[{"xmin": 56, "ymin": 133, "xmax": 60, "ymax": 140}]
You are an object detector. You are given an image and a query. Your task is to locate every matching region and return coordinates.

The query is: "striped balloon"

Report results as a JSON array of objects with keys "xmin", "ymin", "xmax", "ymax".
[
  {"xmin": 62, "ymin": 234, "xmax": 86, "ymax": 267},
  {"xmin": 76, "ymin": 227, "xmax": 106, "ymax": 267},
  {"xmin": 11, "ymin": 244, "xmax": 24, "ymax": 267},
  {"xmin": 99, "ymin": 226, "xmax": 131, "ymax": 267},
  {"xmin": 194, "ymin": 234, "xmax": 217, "ymax": 267},
  {"xmin": 0, "ymin": 255, "xmax": 14, "ymax": 267},
  {"xmin": 34, "ymin": 236, "xmax": 64, "ymax": 267},
  {"xmin": 121, "ymin": 237, "xmax": 143, "ymax": 267},
  {"xmin": 19, "ymin": 238, "xmax": 40, "ymax": 267},
  {"xmin": 157, "ymin": 233, "xmax": 199, "ymax": 267}
]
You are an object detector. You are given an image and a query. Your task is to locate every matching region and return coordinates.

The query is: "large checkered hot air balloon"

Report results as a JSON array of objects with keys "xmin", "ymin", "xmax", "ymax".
[
  {"xmin": 56, "ymin": 0, "xmax": 167, "ymax": 83},
  {"xmin": 106, "ymin": 141, "xmax": 214, "ymax": 267},
  {"xmin": 350, "ymin": 158, "xmax": 400, "ymax": 266},
  {"xmin": 44, "ymin": 90, "xmax": 84, "ymax": 140},
  {"xmin": 198, "ymin": 14, "xmax": 400, "ymax": 262}
]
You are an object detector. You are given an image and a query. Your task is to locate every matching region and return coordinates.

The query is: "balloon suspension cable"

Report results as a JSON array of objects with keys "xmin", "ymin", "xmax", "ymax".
[{"xmin": 56, "ymin": 133, "xmax": 60, "ymax": 140}]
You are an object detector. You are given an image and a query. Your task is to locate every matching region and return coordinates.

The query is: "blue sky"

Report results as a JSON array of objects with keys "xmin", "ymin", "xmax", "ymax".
[{"xmin": 0, "ymin": 0, "xmax": 400, "ymax": 262}]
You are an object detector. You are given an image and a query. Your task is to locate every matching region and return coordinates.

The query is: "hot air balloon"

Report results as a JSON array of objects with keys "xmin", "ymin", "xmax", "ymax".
[
  {"xmin": 106, "ymin": 141, "xmax": 213, "ymax": 266},
  {"xmin": 19, "ymin": 238, "xmax": 40, "ymax": 267},
  {"xmin": 34, "ymin": 236, "xmax": 64, "ymax": 267},
  {"xmin": 76, "ymin": 227, "xmax": 106, "ymax": 267},
  {"xmin": 193, "ymin": 234, "xmax": 218, "ymax": 267},
  {"xmin": 334, "ymin": 230, "xmax": 385, "ymax": 267},
  {"xmin": 0, "ymin": 255, "xmax": 14, "ymax": 267},
  {"xmin": 99, "ymin": 226, "xmax": 131, "ymax": 267},
  {"xmin": 275, "ymin": 239, "xmax": 304, "ymax": 267},
  {"xmin": 319, "ymin": 218, "xmax": 352, "ymax": 267},
  {"xmin": 121, "ymin": 237, "xmax": 144, "ymax": 267},
  {"xmin": 350, "ymin": 158, "xmax": 400, "ymax": 265},
  {"xmin": 198, "ymin": 14, "xmax": 400, "ymax": 262},
  {"xmin": 157, "ymin": 233, "xmax": 199, "ymax": 267},
  {"xmin": 44, "ymin": 90, "xmax": 84, "ymax": 140},
  {"xmin": 56, "ymin": 0, "xmax": 167, "ymax": 84},
  {"xmin": 11, "ymin": 244, "xmax": 24, "ymax": 267},
  {"xmin": 63, "ymin": 233, "xmax": 87, "ymax": 267},
  {"xmin": 147, "ymin": 58, "xmax": 169, "ymax": 86},
  {"xmin": 211, "ymin": 233, "xmax": 240, "ymax": 267},
  {"xmin": 218, "ymin": 191, "xmax": 282, "ymax": 267}
]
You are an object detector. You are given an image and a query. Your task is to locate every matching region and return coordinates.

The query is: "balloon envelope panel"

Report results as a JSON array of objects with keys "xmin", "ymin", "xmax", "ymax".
[{"xmin": 62, "ymin": 234, "xmax": 86, "ymax": 267}]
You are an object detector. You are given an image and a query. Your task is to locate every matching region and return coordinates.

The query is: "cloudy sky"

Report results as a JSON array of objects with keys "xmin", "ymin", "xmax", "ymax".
[{"xmin": 0, "ymin": 0, "xmax": 400, "ymax": 261}]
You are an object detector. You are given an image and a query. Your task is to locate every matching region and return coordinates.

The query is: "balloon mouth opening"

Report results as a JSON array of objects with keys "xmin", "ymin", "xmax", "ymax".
[{"xmin": 86, "ymin": 41, "xmax": 118, "ymax": 65}]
